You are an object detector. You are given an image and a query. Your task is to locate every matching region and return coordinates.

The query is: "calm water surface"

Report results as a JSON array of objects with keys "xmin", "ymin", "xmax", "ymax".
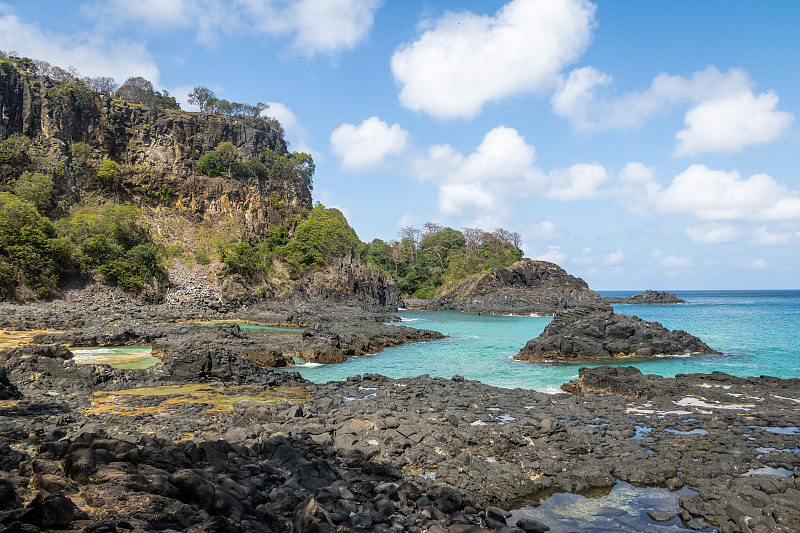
[{"xmin": 292, "ymin": 290, "xmax": 800, "ymax": 392}]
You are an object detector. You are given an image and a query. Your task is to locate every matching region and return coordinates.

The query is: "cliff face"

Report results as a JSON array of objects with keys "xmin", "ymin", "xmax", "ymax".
[
  {"xmin": 0, "ymin": 63, "xmax": 311, "ymax": 235},
  {"xmin": 427, "ymin": 258, "xmax": 601, "ymax": 314}
]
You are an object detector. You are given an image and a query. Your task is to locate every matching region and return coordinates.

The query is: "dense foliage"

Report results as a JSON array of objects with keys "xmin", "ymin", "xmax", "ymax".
[{"xmin": 361, "ymin": 225, "xmax": 523, "ymax": 298}]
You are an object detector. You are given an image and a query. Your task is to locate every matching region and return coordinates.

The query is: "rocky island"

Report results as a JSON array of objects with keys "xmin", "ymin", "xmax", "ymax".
[
  {"xmin": 515, "ymin": 304, "xmax": 718, "ymax": 362},
  {"xmin": 602, "ymin": 290, "xmax": 687, "ymax": 305}
]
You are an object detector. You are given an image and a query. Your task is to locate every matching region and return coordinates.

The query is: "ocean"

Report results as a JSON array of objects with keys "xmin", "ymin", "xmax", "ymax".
[{"xmin": 290, "ymin": 290, "xmax": 800, "ymax": 393}]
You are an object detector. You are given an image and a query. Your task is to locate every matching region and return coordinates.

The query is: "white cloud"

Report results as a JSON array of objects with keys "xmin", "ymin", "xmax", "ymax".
[
  {"xmin": 617, "ymin": 163, "xmax": 800, "ymax": 221},
  {"xmin": 750, "ymin": 226, "xmax": 793, "ymax": 246},
  {"xmin": 685, "ymin": 223, "xmax": 739, "ymax": 244},
  {"xmin": 531, "ymin": 245, "xmax": 569, "ymax": 265},
  {"xmin": 89, "ymin": 0, "xmax": 382, "ymax": 55},
  {"xmin": 527, "ymin": 220, "xmax": 561, "ymax": 241},
  {"xmin": 264, "ymin": 102, "xmax": 316, "ymax": 155},
  {"xmin": 675, "ymin": 91, "xmax": 794, "ymax": 156},
  {"xmin": 661, "ymin": 165, "xmax": 800, "ymax": 220},
  {"xmin": 0, "ymin": 11, "xmax": 159, "ymax": 83},
  {"xmin": 330, "ymin": 116, "xmax": 409, "ymax": 173},
  {"xmin": 574, "ymin": 247, "xmax": 624, "ymax": 267},
  {"xmin": 650, "ymin": 249, "xmax": 693, "ymax": 269},
  {"xmin": 289, "ymin": 0, "xmax": 382, "ymax": 56},
  {"xmin": 411, "ymin": 126, "xmax": 609, "ymax": 223},
  {"xmin": 543, "ymin": 163, "xmax": 608, "ymax": 201},
  {"xmin": 391, "ymin": 0, "xmax": 596, "ymax": 119},
  {"xmin": 742, "ymin": 258, "xmax": 769, "ymax": 270},
  {"xmin": 553, "ymin": 65, "xmax": 794, "ymax": 155}
]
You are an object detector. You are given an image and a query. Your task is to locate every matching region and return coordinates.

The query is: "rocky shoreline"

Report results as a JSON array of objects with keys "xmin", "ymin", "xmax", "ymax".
[
  {"xmin": 2, "ymin": 345, "xmax": 800, "ymax": 532},
  {"xmin": 1, "ymin": 284, "xmax": 795, "ymax": 532}
]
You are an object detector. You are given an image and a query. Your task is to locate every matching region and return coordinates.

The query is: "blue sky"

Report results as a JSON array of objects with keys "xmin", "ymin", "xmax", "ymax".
[{"xmin": 2, "ymin": 0, "xmax": 799, "ymax": 290}]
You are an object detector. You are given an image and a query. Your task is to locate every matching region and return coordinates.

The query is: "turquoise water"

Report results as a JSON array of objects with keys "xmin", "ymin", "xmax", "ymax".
[{"xmin": 291, "ymin": 290, "xmax": 800, "ymax": 392}]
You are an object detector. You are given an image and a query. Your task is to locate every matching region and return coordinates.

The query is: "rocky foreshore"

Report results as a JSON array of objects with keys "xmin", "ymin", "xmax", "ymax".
[
  {"xmin": 515, "ymin": 304, "xmax": 719, "ymax": 362},
  {"xmin": 2, "ymin": 349, "xmax": 800, "ymax": 532}
]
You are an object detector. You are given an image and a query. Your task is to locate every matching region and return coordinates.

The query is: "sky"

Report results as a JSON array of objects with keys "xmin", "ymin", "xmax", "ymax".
[{"xmin": 1, "ymin": 0, "xmax": 799, "ymax": 290}]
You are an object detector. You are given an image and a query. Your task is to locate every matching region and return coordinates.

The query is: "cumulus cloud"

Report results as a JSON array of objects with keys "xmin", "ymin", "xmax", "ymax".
[
  {"xmin": 543, "ymin": 163, "xmax": 608, "ymax": 201},
  {"xmin": 616, "ymin": 163, "xmax": 800, "ymax": 221},
  {"xmin": 264, "ymin": 102, "xmax": 316, "ymax": 155},
  {"xmin": 330, "ymin": 116, "xmax": 409, "ymax": 173},
  {"xmin": 553, "ymin": 65, "xmax": 794, "ymax": 155},
  {"xmin": 411, "ymin": 126, "xmax": 608, "ymax": 223},
  {"xmin": 391, "ymin": 0, "xmax": 596, "ymax": 119},
  {"xmin": 0, "ymin": 11, "xmax": 159, "ymax": 83},
  {"xmin": 89, "ymin": 0, "xmax": 381, "ymax": 54},
  {"xmin": 674, "ymin": 91, "xmax": 794, "ymax": 156}
]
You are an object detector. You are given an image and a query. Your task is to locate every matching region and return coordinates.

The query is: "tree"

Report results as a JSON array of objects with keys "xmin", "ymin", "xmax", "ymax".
[
  {"xmin": 97, "ymin": 159, "xmax": 121, "ymax": 181},
  {"xmin": 13, "ymin": 172, "xmax": 54, "ymax": 213},
  {"xmin": 84, "ymin": 76, "xmax": 118, "ymax": 93},
  {"xmin": 291, "ymin": 206, "xmax": 360, "ymax": 269},
  {"xmin": 188, "ymin": 86, "xmax": 216, "ymax": 112},
  {"xmin": 398, "ymin": 226, "xmax": 421, "ymax": 261},
  {"xmin": 216, "ymin": 142, "xmax": 239, "ymax": 172},
  {"xmin": 0, "ymin": 192, "xmax": 63, "ymax": 299},
  {"xmin": 197, "ymin": 150, "xmax": 225, "ymax": 177},
  {"xmin": 116, "ymin": 76, "xmax": 155, "ymax": 105}
]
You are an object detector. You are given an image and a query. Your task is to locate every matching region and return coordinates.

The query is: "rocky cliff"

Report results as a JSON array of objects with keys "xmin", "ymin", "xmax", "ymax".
[
  {"xmin": 422, "ymin": 259, "xmax": 601, "ymax": 314},
  {"xmin": 0, "ymin": 62, "xmax": 310, "ymax": 235},
  {"xmin": 602, "ymin": 290, "xmax": 686, "ymax": 305}
]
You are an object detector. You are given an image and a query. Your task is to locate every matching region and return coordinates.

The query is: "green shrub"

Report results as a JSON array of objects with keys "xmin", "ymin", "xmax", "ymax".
[
  {"xmin": 197, "ymin": 150, "xmax": 224, "ymax": 177},
  {"xmin": 13, "ymin": 172, "xmax": 53, "ymax": 213},
  {"xmin": 0, "ymin": 192, "xmax": 64, "ymax": 299},
  {"xmin": 97, "ymin": 159, "xmax": 121, "ymax": 181},
  {"xmin": 194, "ymin": 249, "xmax": 211, "ymax": 265}
]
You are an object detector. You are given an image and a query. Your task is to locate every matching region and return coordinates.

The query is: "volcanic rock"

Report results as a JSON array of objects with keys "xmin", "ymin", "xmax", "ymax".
[
  {"xmin": 602, "ymin": 290, "xmax": 686, "ymax": 305},
  {"xmin": 424, "ymin": 259, "xmax": 601, "ymax": 315},
  {"xmin": 515, "ymin": 304, "xmax": 718, "ymax": 362}
]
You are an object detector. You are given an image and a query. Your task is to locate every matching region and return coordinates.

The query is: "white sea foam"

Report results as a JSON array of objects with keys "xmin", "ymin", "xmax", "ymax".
[
  {"xmin": 673, "ymin": 397, "xmax": 753, "ymax": 410},
  {"xmin": 773, "ymin": 395, "xmax": 800, "ymax": 403},
  {"xmin": 296, "ymin": 362, "xmax": 322, "ymax": 367}
]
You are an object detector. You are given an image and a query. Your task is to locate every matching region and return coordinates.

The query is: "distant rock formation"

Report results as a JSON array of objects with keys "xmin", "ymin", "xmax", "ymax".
[
  {"xmin": 514, "ymin": 304, "xmax": 718, "ymax": 362},
  {"xmin": 420, "ymin": 259, "xmax": 601, "ymax": 315},
  {"xmin": 602, "ymin": 290, "xmax": 686, "ymax": 305}
]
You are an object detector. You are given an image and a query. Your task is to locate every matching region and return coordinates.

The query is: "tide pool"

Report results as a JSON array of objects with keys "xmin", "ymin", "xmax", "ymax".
[{"xmin": 290, "ymin": 290, "xmax": 800, "ymax": 392}]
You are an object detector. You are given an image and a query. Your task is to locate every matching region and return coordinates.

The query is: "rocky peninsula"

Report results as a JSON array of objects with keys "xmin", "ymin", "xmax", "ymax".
[
  {"xmin": 408, "ymin": 259, "xmax": 601, "ymax": 315},
  {"xmin": 515, "ymin": 304, "xmax": 718, "ymax": 362}
]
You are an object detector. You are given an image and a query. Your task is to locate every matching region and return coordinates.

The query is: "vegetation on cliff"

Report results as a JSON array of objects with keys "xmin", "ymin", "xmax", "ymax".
[
  {"xmin": 361, "ymin": 225, "xmax": 523, "ymax": 298},
  {"xmin": 0, "ymin": 53, "xmax": 526, "ymax": 304}
]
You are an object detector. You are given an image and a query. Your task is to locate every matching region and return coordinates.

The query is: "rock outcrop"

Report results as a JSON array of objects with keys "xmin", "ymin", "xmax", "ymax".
[
  {"xmin": 0, "ymin": 62, "xmax": 310, "ymax": 235},
  {"xmin": 423, "ymin": 259, "xmax": 600, "ymax": 315},
  {"xmin": 515, "ymin": 304, "xmax": 718, "ymax": 362},
  {"xmin": 603, "ymin": 290, "xmax": 686, "ymax": 305}
]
